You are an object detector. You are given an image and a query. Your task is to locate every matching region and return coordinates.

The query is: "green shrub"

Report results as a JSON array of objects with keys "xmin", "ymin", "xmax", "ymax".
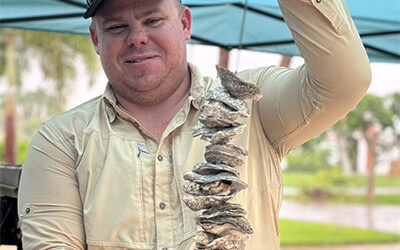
[
  {"xmin": 17, "ymin": 140, "xmax": 30, "ymax": 164},
  {"xmin": 294, "ymin": 169, "xmax": 350, "ymax": 202},
  {"xmin": 286, "ymin": 149, "xmax": 335, "ymax": 173},
  {"xmin": 0, "ymin": 140, "xmax": 30, "ymax": 164},
  {"xmin": 314, "ymin": 168, "xmax": 350, "ymax": 188},
  {"xmin": 0, "ymin": 140, "xmax": 4, "ymax": 161}
]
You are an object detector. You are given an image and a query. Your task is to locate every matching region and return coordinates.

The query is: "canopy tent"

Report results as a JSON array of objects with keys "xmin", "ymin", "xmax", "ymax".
[{"xmin": 1, "ymin": 0, "xmax": 399, "ymax": 63}]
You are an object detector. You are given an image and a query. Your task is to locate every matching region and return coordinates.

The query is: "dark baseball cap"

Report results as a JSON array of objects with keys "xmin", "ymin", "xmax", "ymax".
[
  {"xmin": 84, "ymin": 0, "xmax": 105, "ymax": 19},
  {"xmin": 84, "ymin": 0, "xmax": 183, "ymax": 19}
]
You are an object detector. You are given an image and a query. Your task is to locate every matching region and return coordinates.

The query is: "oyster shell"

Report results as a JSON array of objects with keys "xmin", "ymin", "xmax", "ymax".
[
  {"xmin": 203, "ymin": 87, "xmax": 249, "ymax": 113},
  {"xmin": 193, "ymin": 124, "xmax": 246, "ymax": 144},
  {"xmin": 194, "ymin": 231, "xmax": 216, "ymax": 246},
  {"xmin": 192, "ymin": 162, "xmax": 240, "ymax": 177},
  {"xmin": 196, "ymin": 234, "xmax": 248, "ymax": 250},
  {"xmin": 201, "ymin": 100, "xmax": 249, "ymax": 121},
  {"xmin": 183, "ymin": 194, "xmax": 235, "ymax": 211},
  {"xmin": 183, "ymin": 181, "xmax": 233, "ymax": 196},
  {"xmin": 216, "ymin": 65, "xmax": 262, "ymax": 101},
  {"xmin": 199, "ymin": 216, "xmax": 253, "ymax": 235},
  {"xmin": 201, "ymin": 203, "xmax": 246, "ymax": 218},
  {"xmin": 183, "ymin": 172, "xmax": 248, "ymax": 193},
  {"xmin": 199, "ymin": 115, "xmax": 240, "ymax": 128},
  {"xmin": 205, "ymin": 144, "xmax": 248, "ymax": 167}
]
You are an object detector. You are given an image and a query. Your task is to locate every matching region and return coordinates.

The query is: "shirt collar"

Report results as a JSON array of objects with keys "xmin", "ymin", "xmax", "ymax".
[
  {"xmin": 103, "ymin": 84, "xmax": 118, "ymax": 123},
  {"xmin": 188, "ymin": 62, "xmax": 212, "ymax": 110}
]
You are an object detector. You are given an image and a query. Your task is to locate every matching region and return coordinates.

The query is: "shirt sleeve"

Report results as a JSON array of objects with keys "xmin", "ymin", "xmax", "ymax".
[
  {"xmin": 255, "ymin": 0, "xmax": 371, "ymax": 158},
  {"xmin": 18, "ymin": 126, "xmax": 86, "ymax": 249}
]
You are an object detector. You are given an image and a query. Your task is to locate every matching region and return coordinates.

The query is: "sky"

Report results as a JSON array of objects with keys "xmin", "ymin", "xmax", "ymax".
[{"xmin": 65, "ymin": 44, "xmax": 400, "ymax": 109}]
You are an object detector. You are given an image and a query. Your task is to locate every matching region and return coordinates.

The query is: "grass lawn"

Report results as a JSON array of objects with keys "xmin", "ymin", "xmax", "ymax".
[
  {"xmin": 280, "ymin": 219, "xmax": 400, "ymax": 246},
  {"xmin": 282, "ymin": 172, "xmax": 400, "ymax": 188}
]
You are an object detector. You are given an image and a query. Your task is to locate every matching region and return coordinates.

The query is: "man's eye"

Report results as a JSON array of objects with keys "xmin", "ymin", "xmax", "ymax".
[
  {"xmin": 108, "ymin": 25, "xmax": 126, "ymax": 31},
  {"xmin": 146, "ymin": 18, "xmax": 162, "ymax": 25}
]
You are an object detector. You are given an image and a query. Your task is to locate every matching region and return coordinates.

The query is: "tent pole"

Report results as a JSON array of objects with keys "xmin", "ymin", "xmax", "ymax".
[
  {"xmin": 218, "ymin": 48, "xmax": 230, "ymax": 69},
  {"xmin": 279, "ymin": 55, "xmax": 292, "ymax": 68}
]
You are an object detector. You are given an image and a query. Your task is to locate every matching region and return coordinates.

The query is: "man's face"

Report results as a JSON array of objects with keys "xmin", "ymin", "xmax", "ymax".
[{"xmin": 90, "ymin": 0, "xmax": 192, "ymax": 106}]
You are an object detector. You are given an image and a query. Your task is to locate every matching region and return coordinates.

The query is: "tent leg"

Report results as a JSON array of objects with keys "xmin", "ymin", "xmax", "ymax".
[
  {"xmin": 218, "ymin": 48, "xmax": 230, "ymax": 68},
  {"xmin": 279, "ymin": 55, "xmax": 292, "ymax": 68}
]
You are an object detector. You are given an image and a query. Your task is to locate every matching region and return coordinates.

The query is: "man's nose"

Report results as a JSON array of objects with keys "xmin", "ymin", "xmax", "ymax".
[{"xmin": 126, "ymin": 27, "xmax": 149, "ymax": 47}]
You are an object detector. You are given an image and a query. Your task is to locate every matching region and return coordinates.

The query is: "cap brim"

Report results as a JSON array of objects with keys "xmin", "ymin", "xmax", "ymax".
[{"xmin": 84, "ymin": 0, "xmax": 105, "ymax": 19}]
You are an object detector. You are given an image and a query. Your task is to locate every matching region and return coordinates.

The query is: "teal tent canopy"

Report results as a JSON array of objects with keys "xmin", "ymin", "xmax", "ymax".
[{"xmin": 1, "ymin": 0, "xmax": 399, "ymax": 63}]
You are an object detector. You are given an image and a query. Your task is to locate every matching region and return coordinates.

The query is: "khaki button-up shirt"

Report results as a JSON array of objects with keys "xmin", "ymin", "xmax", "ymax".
[{"xmin": 18, "ymin": 0, "xmax": 371, "ymax": 249}]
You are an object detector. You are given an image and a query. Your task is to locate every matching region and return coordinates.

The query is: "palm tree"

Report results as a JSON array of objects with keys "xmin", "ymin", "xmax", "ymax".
[{"xmin": 0, "ymin": 28, "xmax": 98, "ymax": 163}]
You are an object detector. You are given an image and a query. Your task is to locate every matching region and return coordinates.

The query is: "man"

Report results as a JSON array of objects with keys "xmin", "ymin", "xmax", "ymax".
[{"xmin": 18, "ymin": 0, "xmax": 371, "ymax": 249}]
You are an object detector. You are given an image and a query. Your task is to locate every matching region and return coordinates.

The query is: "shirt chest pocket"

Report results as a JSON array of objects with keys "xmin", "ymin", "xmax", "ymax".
[
  {"xmin": 76, "ymin": 136, "xmax": 151, "ymax": 248},
  {"xmin": 302, "ymin": 0, "xmax": 349, "ymax": 35}
]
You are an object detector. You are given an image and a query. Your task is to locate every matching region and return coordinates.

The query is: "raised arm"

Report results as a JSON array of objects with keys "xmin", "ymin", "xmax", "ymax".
[
  {"xmin": 255, "ymin": 0, "xmax": 371, "ymax": 157},
  {"xmin": 18, "ymin": 128, "xmax": 85, "ymax": 249}
]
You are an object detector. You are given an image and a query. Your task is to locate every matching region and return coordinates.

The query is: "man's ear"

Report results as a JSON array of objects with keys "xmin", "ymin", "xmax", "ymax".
[
  {"xmin": 89, "ymin": 24, "xmax": 100, "ymax": 55},
  {"xmin": 181, "ymin": 7, "xmax": 192, "ymax": 41}
]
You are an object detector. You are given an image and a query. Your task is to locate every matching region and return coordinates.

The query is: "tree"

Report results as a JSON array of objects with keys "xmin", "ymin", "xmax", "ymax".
[
  {"xmin": 0, "ymin": 28, "xmax": 98, "ymax": 164},
  {"xmin": 389, "ymin": 93, "xmax": 400, "ymax": 157},
  {"xmin": 331, "ymin": 118, "xmax": 357, "ymax": 176},
  {"xmin": 344, "ymin": 94, "xmax": 393, "ymax": 202},
  {"xmin": 387, "ymin": 93, "xmax": 400, "ymax": 175}
]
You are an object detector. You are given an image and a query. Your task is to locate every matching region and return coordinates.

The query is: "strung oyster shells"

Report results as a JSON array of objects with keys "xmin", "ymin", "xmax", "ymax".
[{"xmin": 184, "ymin": 65, "xmax": 262, "ymax": 249}]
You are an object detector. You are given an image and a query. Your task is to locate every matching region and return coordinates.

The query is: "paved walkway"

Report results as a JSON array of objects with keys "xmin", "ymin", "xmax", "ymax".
[
  {"xmin": 281, "ymin": 243, "xmax": 400, "ymax": 250},
  {"xmin": 283, "ymin": 187, "xmax": 400, "ymax": 196},
  {"xmin": 279, "ymin": 200, "xmax": 400, "ymax": 235},
  {"xmin": 2, "ymin": 243, "xmax": 400, "ymax": 250}
]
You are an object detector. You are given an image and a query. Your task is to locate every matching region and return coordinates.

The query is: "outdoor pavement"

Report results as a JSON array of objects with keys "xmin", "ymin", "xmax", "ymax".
[
  {"xmin": 2, "ymin": 244, "xmax": 400, "ymax": 249},
  {"xmin": 281, "ymin": 243, "xmax": 400, "ymax": 250},
  {"xmin": 279, "ymin": 199, "xmax": 400, "ymax": 235},
  {"xmin": 283, "ymin": 187, "xmax": 400, "ymax": 196}
]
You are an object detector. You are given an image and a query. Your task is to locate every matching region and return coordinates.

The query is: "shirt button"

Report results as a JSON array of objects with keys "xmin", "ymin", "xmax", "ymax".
[
  {"xmin": 133, "ymin": 122, "xmax": 139, "ymax": 128},
  {"xmin": 157, "ymin": 155, "xmax": 163, "ymax": 161},
  {"xmin": 316, "ymin": 0, "xmax": 321, "ymax": 3},
  {"xmin": 159, "ymin": 202, "xmax": 166, "ymax": 210},
  {"xmin": 25, "ymin": 208, "xmax": 30, "ymax": 213},
  {"xmin": 161, "ymin": 248, "xmax": 168, "ymax": 250}
]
